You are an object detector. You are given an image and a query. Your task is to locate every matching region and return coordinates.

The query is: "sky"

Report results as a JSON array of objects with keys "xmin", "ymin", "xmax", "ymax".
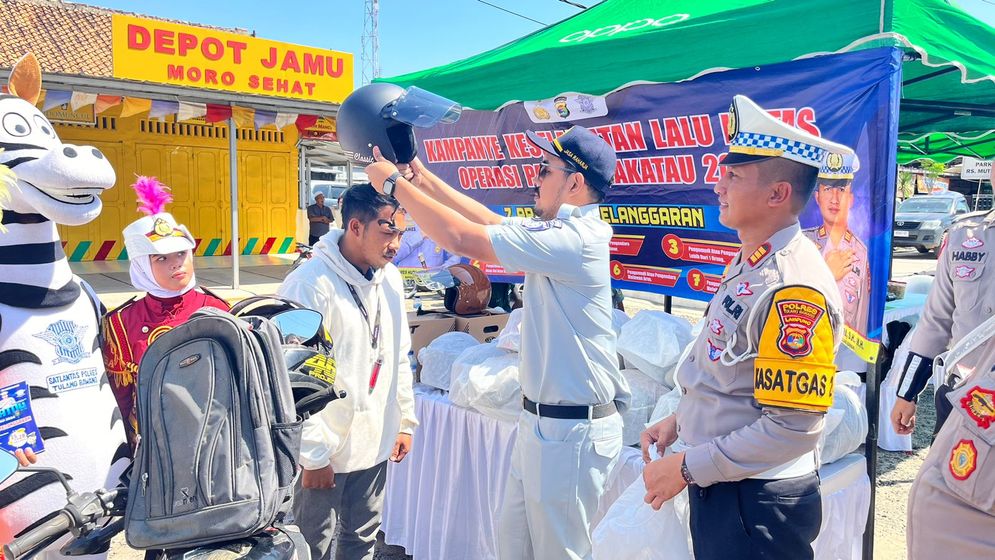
[{"xmin": 84, "ymin": 0, "xmax": 995, "ymax": 85}]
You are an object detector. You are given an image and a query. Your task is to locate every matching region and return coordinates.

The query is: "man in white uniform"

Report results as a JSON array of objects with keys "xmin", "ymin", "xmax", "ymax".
[{"xmin": 366, "ymin": 126, "xmax": 630, "ymax": 560}]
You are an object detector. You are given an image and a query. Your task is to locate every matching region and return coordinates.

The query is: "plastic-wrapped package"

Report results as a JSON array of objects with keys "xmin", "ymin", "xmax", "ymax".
[
  {"xmin": 612, "ymin": 309, "xmax": 631, "ymax": 336},
  {"xmin": 417, "ymin": 331, "xmax": 479, "ymax": 391},
  {"xmin": 448, "ymin": 343, "xmax": 522, "ymax": 423},
  {"xmin": 621, "ymin": 369, "xmax": 669, "ymax": 446},
  {"xmin": 617, "ymin": 311, "xmax": 693, "ymax": 387},
  {"xmin": 649, "ymin": 385, "xmax": 683, "ymax": 426},
  {"xmin": 818, "ymin": 371, "xmax": 869, "ymax": 465},
  {"xmin": 592, "ymin": 451, "xmax": 693, "ymax": 560},
  {"xmin": 495, "ymin": 308, "xmax": 524, "ymax": 352}
]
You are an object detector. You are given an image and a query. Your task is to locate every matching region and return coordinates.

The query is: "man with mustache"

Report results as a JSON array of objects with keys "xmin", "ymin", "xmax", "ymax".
[{"xmin": 278, "ymin": 184, "xmax": 418, "ymax": 560}]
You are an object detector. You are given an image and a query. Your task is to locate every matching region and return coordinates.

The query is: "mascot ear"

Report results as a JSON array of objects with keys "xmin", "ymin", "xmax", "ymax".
[{"xmin": 8, "ymin": 52, "xmax": 42, "ymax": 106}]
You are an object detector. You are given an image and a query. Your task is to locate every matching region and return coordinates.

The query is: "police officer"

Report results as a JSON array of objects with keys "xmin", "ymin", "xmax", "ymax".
[
  {"xmin": 641, "ymin": 95, "xmax": 846, "ymax": 560},
  {"xmin": 891, "ymin": 209, "xmax": 995, "ymax": 438},
  {"xmin": 366, "ymin": 126, "xmax": 630, "ymax": 560},
  {"xmin": 803, "ymin": 151, "xmax": 870, "ymax": 336},
  {"xmin": 906, "ymin": 327, "xmax": 995, "ymax": 557}
]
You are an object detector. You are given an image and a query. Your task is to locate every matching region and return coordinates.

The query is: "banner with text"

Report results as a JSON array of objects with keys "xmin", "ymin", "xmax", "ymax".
[
  {"xmin": 417, "ymin": 48, "xmax": 901, "ymax": 345},
  {"xmin": 112, "ymin": 14, "xmax": 354, "ymax": 103}
]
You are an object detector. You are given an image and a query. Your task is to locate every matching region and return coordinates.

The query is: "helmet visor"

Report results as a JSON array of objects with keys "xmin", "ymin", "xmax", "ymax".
[{"xmin": 386, "ymin": 87, "xmax": 462, "ymax": 128}]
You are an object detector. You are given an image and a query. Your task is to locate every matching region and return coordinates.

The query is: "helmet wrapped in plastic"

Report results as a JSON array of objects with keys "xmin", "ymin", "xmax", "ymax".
[{"xmin": 444, "ymin": 264, "xmax": 492, "ymax": 315}]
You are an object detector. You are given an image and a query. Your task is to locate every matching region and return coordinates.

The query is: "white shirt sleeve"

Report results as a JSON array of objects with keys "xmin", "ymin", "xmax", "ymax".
[{"xmin": 487, "ymin": 219, "xmax": 583, "ymax": 280}]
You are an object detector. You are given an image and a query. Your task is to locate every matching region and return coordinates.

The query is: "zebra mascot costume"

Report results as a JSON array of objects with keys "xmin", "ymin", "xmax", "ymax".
[{"xmin": 0, "ymin": 53, "xmax": 128, "ymax": 553}]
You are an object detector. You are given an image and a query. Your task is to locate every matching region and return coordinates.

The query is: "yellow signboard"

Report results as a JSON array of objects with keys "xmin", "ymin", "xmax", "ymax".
[
  {"xmin": 44, "ymin": 103, "xmax": 95, "ymax": 126},
  {"xmin": 111, "ymin": 14, "xmax": 354, "ymax": 104}
]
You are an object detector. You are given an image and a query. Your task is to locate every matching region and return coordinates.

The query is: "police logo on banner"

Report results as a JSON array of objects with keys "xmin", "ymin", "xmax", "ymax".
[{"xmin": 33, "ymin": 320, "xmax": 89, "ymax": 365}]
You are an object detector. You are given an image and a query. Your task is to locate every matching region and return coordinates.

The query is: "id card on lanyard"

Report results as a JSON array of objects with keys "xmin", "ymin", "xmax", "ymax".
[{"xmin": 347, "ymin": 284, "xmax": 384, "ymax": 394}]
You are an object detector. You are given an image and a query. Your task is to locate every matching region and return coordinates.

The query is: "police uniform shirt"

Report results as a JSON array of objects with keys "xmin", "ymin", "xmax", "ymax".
[
  {"xmin": 677, "ymin": 223, "xmax": 843, "ymax": 486},
  {"xmin": 487, "ymin": 203, "xmax": 631, "ymax": 410},
  {"xmin": 803, "ymin": 226, "xmax": 870, "ymax": 335},
  {"xmin": 906, "ymin": 211, "xmax": 995, "ymax": 377}
]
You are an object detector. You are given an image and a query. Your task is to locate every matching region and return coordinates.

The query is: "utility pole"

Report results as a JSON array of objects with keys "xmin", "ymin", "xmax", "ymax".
[{"xmin": 361, "ymin": 0, "xmax": 381, "ymax": 85}]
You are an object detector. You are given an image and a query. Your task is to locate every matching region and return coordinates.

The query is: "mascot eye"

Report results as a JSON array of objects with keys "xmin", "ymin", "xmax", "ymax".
[
  {"xmin": 2, "ymin": 113, "xmax": 31, "ymax": 137},
  {"xmin": 33, "ymin": 115, "xmax": 56, "ymax": 138}
]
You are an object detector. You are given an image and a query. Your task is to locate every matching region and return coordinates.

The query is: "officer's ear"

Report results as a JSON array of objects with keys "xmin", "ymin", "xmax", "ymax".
[{"xmin": 767, "ymin": 180, "xmax": 793, "ymax": 209}]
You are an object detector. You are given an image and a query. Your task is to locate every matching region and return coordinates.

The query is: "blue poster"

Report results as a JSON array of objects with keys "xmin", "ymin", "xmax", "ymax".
[
  {"xmin": 416, "ymin": 47, "xmax": 901, "ymax": 345},
  {"xmin": 0, "ymin": 381, "xmax": 45, "ymax": 455}
]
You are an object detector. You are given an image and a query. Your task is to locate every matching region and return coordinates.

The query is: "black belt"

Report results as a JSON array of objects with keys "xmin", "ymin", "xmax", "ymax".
[{"xmin": 523, "ymin": 396, "xmax": 617, "ymax": 420}]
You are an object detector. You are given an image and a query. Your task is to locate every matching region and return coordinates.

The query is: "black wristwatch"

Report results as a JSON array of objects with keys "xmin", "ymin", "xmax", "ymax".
[
  {"xmin": 382, "ymin": 171, "xmax": 403, "ymax": 197},
  {"xmin": 680, "ymin": 456, "xmax": 695, "ymax": 485}
]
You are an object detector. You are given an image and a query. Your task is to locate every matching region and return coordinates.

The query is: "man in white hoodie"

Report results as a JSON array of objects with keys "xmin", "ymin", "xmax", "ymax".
[{"xmin": 278, "ymin": 184, "xmax": 418, "ymax": 560}]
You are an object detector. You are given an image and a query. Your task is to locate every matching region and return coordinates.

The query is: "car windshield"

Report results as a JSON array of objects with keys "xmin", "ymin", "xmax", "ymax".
[{"xmin": 898, "ymin": 198, "xmax": 954, "ymax": 214}]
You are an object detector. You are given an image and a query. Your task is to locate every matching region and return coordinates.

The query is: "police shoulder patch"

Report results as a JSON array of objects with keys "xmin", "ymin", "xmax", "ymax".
[
  {"xmin": 753, "ymin": 285, "xmax": 836, "ymax": 412},
  {"xmin": 520, "ymin": 218, "xmax": 563, "ymax": 232}
]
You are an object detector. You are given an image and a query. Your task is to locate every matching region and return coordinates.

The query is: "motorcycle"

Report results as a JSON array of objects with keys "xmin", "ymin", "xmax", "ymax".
[
  {"xmin": 292, "ymin": 242, "xmax": 313, "ymax": 271},
  {"xmin": 1, "ymin": 308, "xmax": 344, "ymax": 560}
]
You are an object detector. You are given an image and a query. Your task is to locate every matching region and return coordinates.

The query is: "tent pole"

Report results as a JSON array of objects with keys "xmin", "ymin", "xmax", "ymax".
[
  {"xmin": 229, "ymin": 117, "xmax": 240, "ymax": 290},
  {"xmin": 862, "ymin": 355, "xmax": 881, "ymax": 560}
]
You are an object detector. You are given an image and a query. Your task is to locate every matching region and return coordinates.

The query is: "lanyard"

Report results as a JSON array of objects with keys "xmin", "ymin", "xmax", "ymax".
[
  {"xmin": 347, "ymin": 284, "xmax": 384, "ymax": 394},
  {"xmin": 347, "ymin": 284, "xmax": 382, "ymax": 350}
]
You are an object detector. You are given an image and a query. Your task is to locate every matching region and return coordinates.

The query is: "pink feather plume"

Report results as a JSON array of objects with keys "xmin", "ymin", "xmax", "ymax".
[{"xmin": 131, "ymin": 176, "xmax": 172, "ymax": 216}]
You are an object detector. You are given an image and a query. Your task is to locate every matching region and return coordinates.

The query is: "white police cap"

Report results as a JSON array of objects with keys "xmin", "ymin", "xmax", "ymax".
[{"xmin": 724, "ymin": 95, "xmax": 854, "ymax": 169}]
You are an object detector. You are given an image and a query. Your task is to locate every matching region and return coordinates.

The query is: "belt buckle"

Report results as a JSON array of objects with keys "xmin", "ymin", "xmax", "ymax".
[{"xmin": 587, "ymin": 405, "xmax": 593, "ymax": 421}]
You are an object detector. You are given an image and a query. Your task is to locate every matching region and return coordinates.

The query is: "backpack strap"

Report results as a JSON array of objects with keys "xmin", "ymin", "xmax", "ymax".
[{"xmin": 935, "ymin": 313, "xmax": 995, "ymax": 386}]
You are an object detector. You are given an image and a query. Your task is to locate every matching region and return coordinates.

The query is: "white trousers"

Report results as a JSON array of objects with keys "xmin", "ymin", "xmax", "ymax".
[{"xmin": 497, "ymin": 410, "xmax": 623, "ymax": 560}]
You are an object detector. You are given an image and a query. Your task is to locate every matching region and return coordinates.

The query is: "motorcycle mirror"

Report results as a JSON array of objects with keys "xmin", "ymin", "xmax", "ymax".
[
  {"xmin": 0, "ymin": 450, "xmax": 19, "ymax": 484},
  {"xmin": 271, "ymin": 309, "xmax": 323, "ymax": 344}
]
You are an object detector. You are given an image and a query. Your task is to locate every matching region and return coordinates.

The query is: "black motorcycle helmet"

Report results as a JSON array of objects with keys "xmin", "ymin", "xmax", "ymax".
[
  {"xmin": 337, "ymin": 83, "xmax": 462, "ymax": 164},
  {"xmin": 231, "ymin": 296, "xmax": 342, "ymax": 417}
]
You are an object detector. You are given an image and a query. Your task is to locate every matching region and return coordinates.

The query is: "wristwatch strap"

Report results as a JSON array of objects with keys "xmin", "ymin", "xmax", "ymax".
[
  {"xmin": 383, "ymin": 172, "xmax": 403, "ymax": 197},
  {"xmin": 680, "ymin": 456, "xmax": 695, "ymax": 485}
]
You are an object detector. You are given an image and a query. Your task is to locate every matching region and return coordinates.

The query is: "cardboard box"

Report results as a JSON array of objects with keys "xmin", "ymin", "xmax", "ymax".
[
  {"xmin": 454, "ymin": 313, "xmax": 511, "ymax": 343},
  {"xmin": 407, "ymin": 312, "xmax": 456, "ymax": 358}
]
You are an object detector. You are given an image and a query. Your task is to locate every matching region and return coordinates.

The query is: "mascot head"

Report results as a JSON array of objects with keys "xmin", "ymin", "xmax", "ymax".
[{"xmin": 0, "ymin": 53, "xmax": 115, "ymax": 225}]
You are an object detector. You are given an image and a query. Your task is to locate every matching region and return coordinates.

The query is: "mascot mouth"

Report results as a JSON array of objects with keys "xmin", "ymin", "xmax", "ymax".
[{"xmin": 23, "ymin": 179, "xmax": 98, "ymax": 205}]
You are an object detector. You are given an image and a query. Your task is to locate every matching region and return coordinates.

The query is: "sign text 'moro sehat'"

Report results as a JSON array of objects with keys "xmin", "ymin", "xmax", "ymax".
[{"xmin": 724, "ymin": 95, "xmax": 854, "ymax": 169}]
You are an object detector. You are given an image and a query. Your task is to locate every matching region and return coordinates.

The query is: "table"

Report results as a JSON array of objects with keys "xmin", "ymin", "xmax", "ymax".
[{"xmin": 382, "ymin": 387, "xmax": 871, "ymax": 560}]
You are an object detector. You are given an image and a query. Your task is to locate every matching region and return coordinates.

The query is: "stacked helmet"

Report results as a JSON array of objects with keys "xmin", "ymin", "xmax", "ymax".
[
  {"xmin": 444, "ymin": 264, "xmax": 492, "ymax": 315},
  {"xmin": 231, "ymin": 296, "xmax": 341, "ymax": 417},
  {"xmin": 337, "ymin": 83, "xmax": 462, "ymax": 165}
]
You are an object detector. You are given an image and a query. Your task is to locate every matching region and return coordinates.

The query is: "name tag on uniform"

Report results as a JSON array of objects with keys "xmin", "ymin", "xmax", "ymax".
[{"xmin": 0, "ymin": 381, "xmax": 46, "ymax": 455}]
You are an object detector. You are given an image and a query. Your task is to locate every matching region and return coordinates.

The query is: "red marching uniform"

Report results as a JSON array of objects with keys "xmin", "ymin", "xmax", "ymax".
[{"xmin": 101, "ymin": 289, "xmax": 229, "ymax": 450}]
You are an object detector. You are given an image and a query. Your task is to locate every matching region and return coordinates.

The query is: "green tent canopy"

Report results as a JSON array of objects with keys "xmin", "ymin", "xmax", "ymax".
[
  {"xmin": 382, "ymin": 0, "xmax": 995, "ymax": 140},
  {"xmin": 898, "ymin": 130, "xmax": 995, "ymax": 164}
]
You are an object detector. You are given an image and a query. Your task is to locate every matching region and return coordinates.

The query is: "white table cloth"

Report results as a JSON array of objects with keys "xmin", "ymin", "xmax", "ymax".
[{"xmin": 383, "ymin": 386, "xmax": 871, "ymax": 559}]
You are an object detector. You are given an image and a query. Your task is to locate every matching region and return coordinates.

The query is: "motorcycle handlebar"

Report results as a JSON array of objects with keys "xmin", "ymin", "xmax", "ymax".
[{"xmin": 3, "ymin": 512, "xmax": 73, "ymax": 560}]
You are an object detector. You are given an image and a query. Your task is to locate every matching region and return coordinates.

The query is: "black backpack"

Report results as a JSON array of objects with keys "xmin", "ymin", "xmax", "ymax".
[{"xmin": 124, "ymin": 307, "xmax": 301, "ymax": 549}]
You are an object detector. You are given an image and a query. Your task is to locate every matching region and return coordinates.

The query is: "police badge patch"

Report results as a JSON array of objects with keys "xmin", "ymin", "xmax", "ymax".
[
  {"xmin": 962, "ymin": 236, "xmax": 984, "ymax": 249},
  {"xmin": 775, "ymin": 299, "xmax": 825, "ymax": 358},
  {"xmin": 33, "ymin": 320, "xmax": 89, "ymax": 365},
  {"xmin": 706, "ymin": 338, "xmax": 723, "ymax": 361},
  {"xmin": 949, "ymin": 439, "xmax": 978, "ymax": 481},
  {"xmin": 954, "ymin": 265, "xmax": 977, "ymax": 279},
  {"xmin": 521, "ymin": 218, "xmax": 563, "ymax": 232},
  {"xmin": 960, "ymin": 386, "xmax": 995, "ymax": 429}
]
